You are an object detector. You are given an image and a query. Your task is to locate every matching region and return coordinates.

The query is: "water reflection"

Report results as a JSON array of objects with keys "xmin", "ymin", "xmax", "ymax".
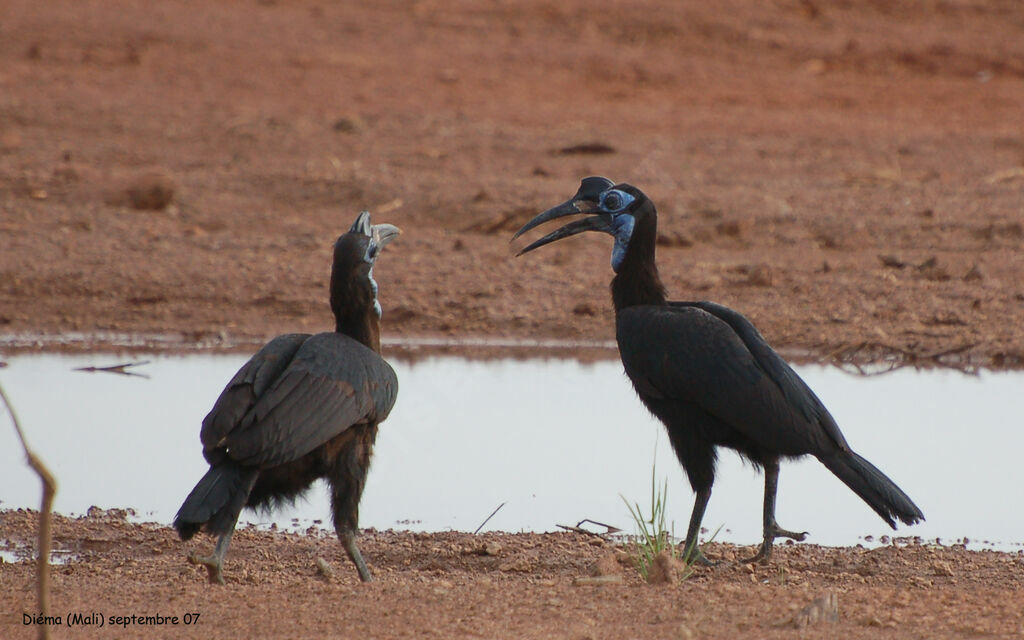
[{"xmin": 1, "ymin": 353, "xmax": 1021, "ymax": 551}]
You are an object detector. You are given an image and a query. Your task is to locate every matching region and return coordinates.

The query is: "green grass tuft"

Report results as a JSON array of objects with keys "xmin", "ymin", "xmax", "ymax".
[{"xmin": 620, "ymin": 459, "xmax": 689, "ymax": 581}]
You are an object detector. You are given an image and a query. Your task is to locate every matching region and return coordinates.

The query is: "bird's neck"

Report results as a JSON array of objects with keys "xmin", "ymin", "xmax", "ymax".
[
  {"xmin": 611, "ymin": 263, "xmax": 667, "ymax": 310},
  {"xmin": 610, "ymin": 215, "xmax": 667, "ymax": 310},
  {"xmin": 330, "ymin": 271, "xmax": 383, "ymax": 353},
  {"xmin": 334, "ymin": 312, "xmax": 382, "ymax": 352}
]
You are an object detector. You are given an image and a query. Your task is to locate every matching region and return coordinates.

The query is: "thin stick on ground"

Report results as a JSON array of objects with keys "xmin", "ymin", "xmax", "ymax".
[
  {"xmin": 556, "ymin": 518, "xmax": 622, "ymax": 537},
  {"xmin": 73, "ymin": 360, "xmax": 151, "ymax": 378},
  {"xmin": 473, "ymin": 502, "xmax": 506, "ymax": 535},
  {"xmin": 1, "ymin": 382, "xmax": 57, "ymax": 640}
]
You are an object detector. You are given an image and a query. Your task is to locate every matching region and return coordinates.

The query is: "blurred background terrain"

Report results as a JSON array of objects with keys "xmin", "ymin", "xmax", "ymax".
[{"xmin": 1, "ymin": 0, "xmax": 1022, "ymax": 365}]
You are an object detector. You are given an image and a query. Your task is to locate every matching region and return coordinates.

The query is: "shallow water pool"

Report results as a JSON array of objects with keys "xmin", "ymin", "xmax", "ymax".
[{"xmin": 1, "ymin": 353, "xmax": 1021, "ymax": 551}]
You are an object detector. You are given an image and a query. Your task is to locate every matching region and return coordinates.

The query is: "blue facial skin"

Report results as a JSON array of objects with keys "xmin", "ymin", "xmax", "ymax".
[
  {"xmin": 610, "ymin": 214, "xmax": 635, "ymax": 272},
  {"xmin": 599, "ymin": 189, "xmax": 636, "ymax": 272}
]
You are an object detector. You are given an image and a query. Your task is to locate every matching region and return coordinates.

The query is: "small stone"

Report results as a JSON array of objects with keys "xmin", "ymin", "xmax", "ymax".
[
  {"xmin": 498, "ymin": 557, "xmax": 534, "ymax": 572},
  {"xmin": 791, "ymin": 592, "xmax": 838, "ymax": 628},
  {"xmin": 478, "ymin": 541, "xmax": 502, "ymax": 556},
  {"xmin": 715, "ymin": 219, "xmax": 746, "ymax": 238},
  {"xmin": 589, "ymin": 554, "xmax": 622, "ymax": 577},
  {"xmin": 315, "ymin": 557, "xmax": 333, "ymax": 578},
  {"xmin": 803, "ymin": 59, "xmax": 827, "ymax": 74},
  {"xmin": 932, "ymin": 561, "xmax": 954, "ymax": 577},
  {"xmin": 746, "ymin": 264, "xmax": 774, "ymax": 287},
  {"xmin": 963, "ymin": 264, "xmax": 985, "ymax": 282},
  {"xmin": 646, "ymin": 551, "xmax": 683, "ymax": 584},
  {"xmin": 572, "ymin": 575, "xmax": 623, "ymax": 586},
  {"xmin": 107, "ymin": 171, "xmax": 175, "ymax": 210},
  {"xmin": 332, "ymin": 116, "xmax": 363, "ymax": 133},
  {"xmin": 879, "ymin": 255, "xmax": 907, "ymax": 269}
]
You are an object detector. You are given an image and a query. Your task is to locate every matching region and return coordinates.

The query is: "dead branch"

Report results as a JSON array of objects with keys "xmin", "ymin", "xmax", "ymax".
[
  {"xmin": 473, "ymin": 502, "xmax": 506, "ymax": 535},
  {"xmin": 822, "ymin": 341, "xmax": 981, "ymax": 376},
  {"xmin": 73, "ymin": 360, "xmax": 151, "ymax": 378},
  {"xmin": 556, "ymin": 518, "xmax": 622, "ymax": 537},
  {"xmin": 0, "ymin": 382, "xmax": 57, "ymax": 640}
]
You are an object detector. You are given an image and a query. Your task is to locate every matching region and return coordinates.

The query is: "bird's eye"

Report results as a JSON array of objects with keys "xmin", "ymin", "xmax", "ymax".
[
  {"xmin": 602, "ymin": 191, "xmax": 624, "ymax": 212},
  {"xmin": 598, "ymin": 188, "xmax": 630, "ymax": 210}
]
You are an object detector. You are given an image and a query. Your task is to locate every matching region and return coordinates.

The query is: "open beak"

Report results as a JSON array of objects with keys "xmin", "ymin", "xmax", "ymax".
[
  {"xmin": 512, "ymin": 176, "xmax": 615, "ymax": 256},
  {"xmin": 371, "ymin": 223, "xmax": 401, "ymax": 250},
  {"xmin": 514, "ymin": 212, "xmax": 613, "ymax": 256}
]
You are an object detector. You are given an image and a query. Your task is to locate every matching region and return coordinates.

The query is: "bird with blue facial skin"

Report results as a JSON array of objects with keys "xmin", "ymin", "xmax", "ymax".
[
  {"xmin": 514, "ymin": 177, "xmax": 924, "ymax": 564},
  {"xmin": 174, "ymin": 211, "xmax": 400, "ymax": 584}
]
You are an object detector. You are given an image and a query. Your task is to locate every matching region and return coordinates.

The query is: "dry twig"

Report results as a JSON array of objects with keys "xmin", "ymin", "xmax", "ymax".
[
  {"xmin": 473, "ymin": 502, "xmax": 506, "ymax": 535},
  {"xmin": 822, "ymin": 341, "xmax": 980, "ymax": 376},
  {"xmin": 556, "ymin": 519, "xmax": 622, "ymax": 537},
  {"xmin": 73, "ymin": 360, "xmax": 150, "ymax": 378},
  {"xmin": 0, "ymin": 382, "xmax": 58, "ymax": 640}
]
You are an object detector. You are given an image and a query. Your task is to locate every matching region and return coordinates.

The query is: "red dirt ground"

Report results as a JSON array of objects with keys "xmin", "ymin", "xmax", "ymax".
[
  {"xmin": 2, "ymin": 509, "xmax": 1023, "ymax": 640},
  {"xmin": 2, "ymin": 1, "xmax": 1023, "ymax": 638}
]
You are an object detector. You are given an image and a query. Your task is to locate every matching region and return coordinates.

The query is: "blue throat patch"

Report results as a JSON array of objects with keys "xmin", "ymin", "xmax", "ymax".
[{"xmin": 610, "ymin": 214, "xmax": 635, "ymax": 272}]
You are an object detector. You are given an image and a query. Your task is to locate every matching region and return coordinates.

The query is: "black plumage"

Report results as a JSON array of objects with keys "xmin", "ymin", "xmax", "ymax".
[
  {"xmin": 514, "ymin": 178, "xmax": 923, "ymax": 563},
  {"xmin": 174, "ymin": 211, "xmax": 400, "ymax": 583}
]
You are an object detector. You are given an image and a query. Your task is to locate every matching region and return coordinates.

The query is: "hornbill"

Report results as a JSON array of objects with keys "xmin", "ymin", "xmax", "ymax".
[
  {"xmin": 514, "ymin": 177, "xmax": 924, "ymax": 563},
  {"xmin": 174, "ymin": 211, "xmax": 400, "ymax": 583}
]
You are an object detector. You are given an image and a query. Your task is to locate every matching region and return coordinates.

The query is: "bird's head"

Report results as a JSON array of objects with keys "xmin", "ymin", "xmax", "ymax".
[
  {"xmin": 513, "ymin": 177, "xmax": 654, "ymax": 272},
  {"xmin": 331, "ymin": 211, "xmax": 401, "ymax": 327}
]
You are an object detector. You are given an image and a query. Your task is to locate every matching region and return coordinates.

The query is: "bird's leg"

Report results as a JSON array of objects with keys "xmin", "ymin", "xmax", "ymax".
[
  {"xmin": 328, "ymin": 431, "xmax": 375, "ymax": 582},
  {"xmin": 340, "ymin": 529, "xmax": 373, "ymax": 582},
  {"xmin": 188, "ymin": 524, "xmax": 236, "ymax": 585},
  {"xmin": 680, "ymin": 487, "xmax": 717, "ymax": 566},
  {"xmin": 185, "ymin": 470, "xmax": 256, "ymax": 585},
  {"xmin": 743, "ymin": 459, "xmax": 809, "ymax": 564}
]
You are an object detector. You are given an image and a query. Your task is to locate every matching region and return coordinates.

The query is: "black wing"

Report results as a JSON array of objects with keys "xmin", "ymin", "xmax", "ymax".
[
  {"xmin": 200, "ymin": 332, "xmax": 398, "ymax": 468},
  {"xmin": 200, "ymin": 333, "xmax": 310, "ymax": 463},
  {"xmin": 617, "ymin": 302, "xmax": 849, "ymax": 456}
]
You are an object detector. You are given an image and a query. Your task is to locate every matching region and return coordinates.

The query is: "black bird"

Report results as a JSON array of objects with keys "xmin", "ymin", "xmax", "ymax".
[
  {"xmin": 174, "ymin": 211, "xmax": 400, "ymax": 583},
  {"xmin": 514, "ymin": 177, "xmax": 924, "ymax": 563}
]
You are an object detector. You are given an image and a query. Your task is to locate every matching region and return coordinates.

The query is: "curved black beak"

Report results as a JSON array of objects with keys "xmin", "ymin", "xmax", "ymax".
[
  {"xmin": 515, "ymin": 214, "xmax": 613, "ymax": 256},
  {"xmin": 512, "ymin": 176, "xmax": 615, "ymax": 256}
]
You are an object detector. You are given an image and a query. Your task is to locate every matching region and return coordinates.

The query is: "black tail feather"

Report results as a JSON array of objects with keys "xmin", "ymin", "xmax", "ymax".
[
  {"xmin": 173, "ymin": 462, "xmax": 258, "ymax": 540},
  {"xmin": 819, "ymin": 451, "xmax": 924, "ymax": 529}
]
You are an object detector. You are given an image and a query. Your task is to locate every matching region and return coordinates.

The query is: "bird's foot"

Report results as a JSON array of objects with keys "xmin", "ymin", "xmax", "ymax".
[
  {"xmin": 740, "ymin": 543, "xmax": 771, "ymax": 565},
  {"xmin": 353, "ymin": 558, "xmax": 373, "ymax": 583},
  {"xmin": 740, "ymin": 525, "xmax": 809, "ymax": 564},
  {"xmin": 341, "ymin": 531, "xmax": 374, "ymax": 582},
  {"xmin": 187, "ymin": 552, "xmax": 226, "ymax": 585},
  {"xmin": 679, "ymin": 542, "xmax": 719, "ymax": 567},
  {"xmin": 688, "ymin": 549, "xmax": 720, "ymax": 567},
  {"xmin": 772, "ymin": 525, "xmax": 809, "ymax": 543}
]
